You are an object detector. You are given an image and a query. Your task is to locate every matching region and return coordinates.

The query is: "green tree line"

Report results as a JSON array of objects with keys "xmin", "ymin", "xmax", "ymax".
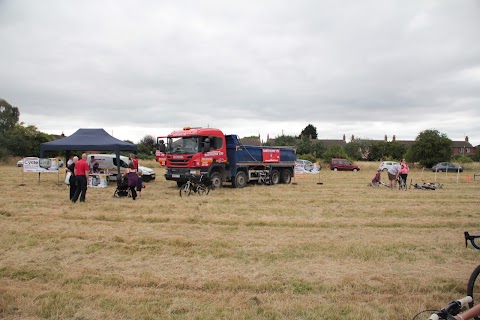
[
  {"xmin": 0, "ymin": 99, "xmax": 156, "ymax": 160},
  {"xmin": 1, "ymin": 100, "xmax": 478, "ymax": 166},
  {"xmin": 265, "ymin": 124, "xmax": 480, "ymax": 166}
]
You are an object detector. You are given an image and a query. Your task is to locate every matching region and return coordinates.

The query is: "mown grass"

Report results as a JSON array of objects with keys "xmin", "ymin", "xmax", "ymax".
[{"xmin": 1, "ymin": 161, "xmax": 480, "ymax": 319}]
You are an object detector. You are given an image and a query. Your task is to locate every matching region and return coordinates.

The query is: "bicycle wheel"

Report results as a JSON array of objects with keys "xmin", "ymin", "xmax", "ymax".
[
  {"xmin": 467, "ymin": 264, "xmax": 480, "ymax": 319},
  {"xmin": 196, "ymin": 184, "xmax": 209, "ymax": 196},
  {"xmin": 179, "ymin": 183, "xmax": 192, "ymax": 197}
]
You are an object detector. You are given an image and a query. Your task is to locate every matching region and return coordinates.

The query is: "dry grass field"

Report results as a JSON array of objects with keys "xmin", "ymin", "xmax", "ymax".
[{"xmin": 1, "ymin": 160, "xmax": 480, "ymax": 320}]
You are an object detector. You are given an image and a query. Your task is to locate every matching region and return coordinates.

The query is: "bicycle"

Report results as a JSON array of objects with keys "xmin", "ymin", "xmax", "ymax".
[
  {"xmin": 179, "ymin": 175, "xmax": 211, "ymax": 197},
  {"xmin": 379, "ymin": 181, "xmax": 391, "ymax": 188},
  {"xmin": 397, "ymin": 176, "xmax": 408, "ymax": 190},
  {"xmin": 410, "ymin": 180, "xmax": 440, "ymax": 190},
  {"xmin": 257, "ymin": 170, "xmax": 272, "ymax": 185},
  {"xmin": 464, "ymin": 231, "xmax": 480, "ymax": 319},
  {"xmin": 412, "ymin": 296, "xmax": 472, "ymax": 319},
  {"xmin": 422, "ymin": 180, "xmax": 443, "ymax": 189}
]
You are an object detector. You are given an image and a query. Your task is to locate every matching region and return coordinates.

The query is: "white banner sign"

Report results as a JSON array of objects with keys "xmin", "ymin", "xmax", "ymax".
[
  {"xmin": 22, "ymin": 157, "xmax": 60, "ymax": 173},
  {"xmin": 88, "ymin": 174, "xmax": 108, "ymax": 188},
  {"xmin": 295, "ymin": 163, "xmax": 321, "ymax": 174}
]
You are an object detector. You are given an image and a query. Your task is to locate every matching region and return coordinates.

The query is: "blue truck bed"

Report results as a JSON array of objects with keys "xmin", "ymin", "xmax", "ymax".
[{"xmin": 225, "ymin": 135, "xmax": 296, "ymax": 167}]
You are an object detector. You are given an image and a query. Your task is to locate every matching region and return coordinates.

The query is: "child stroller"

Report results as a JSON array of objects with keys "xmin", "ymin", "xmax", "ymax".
[{"xmin": 113, "ymin": 175, "xmax": 130, "ymax": 198}]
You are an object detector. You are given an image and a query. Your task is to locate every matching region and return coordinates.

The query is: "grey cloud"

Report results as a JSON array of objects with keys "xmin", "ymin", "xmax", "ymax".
[{"xmin": 0, "ymin": 0, "xmax": 479, "ymax": 143}]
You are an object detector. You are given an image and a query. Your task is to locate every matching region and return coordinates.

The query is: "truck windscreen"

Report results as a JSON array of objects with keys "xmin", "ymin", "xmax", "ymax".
[{"xmin": 167, "ymin": 136, "xmax": 200, "ymax": 154}]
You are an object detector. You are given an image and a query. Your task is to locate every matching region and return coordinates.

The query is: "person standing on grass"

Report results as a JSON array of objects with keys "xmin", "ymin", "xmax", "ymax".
[
  {"xmin": 387, "ymin": 163, "xmax": 402, "ymax": 190},
  {"xmin": 123, "ymin": 162, "xmax": 138, "ymax": 200},
  {"xmin": 399, "ymin": 159, "xmax": 409, "ymax": 186},
  {"xmin": 67, "ymin": 156, "xmax": 78, "ymax": 200},
  {"xmin": 71, "ymin": 153, "xmax": 90, "ymax": 203},
  {"xmin": 130, "ymin": 153, "xmax": 139, "ymax": 171}
]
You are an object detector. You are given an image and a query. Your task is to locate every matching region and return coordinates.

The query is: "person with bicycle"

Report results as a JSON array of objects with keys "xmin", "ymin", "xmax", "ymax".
[
  {"xmin": 387, "ymin": 162, "xmax": 402, "ymax": 190},
  {"xmin": 399, "ymin": 159, "xmax": 409, "ymax": 187}
]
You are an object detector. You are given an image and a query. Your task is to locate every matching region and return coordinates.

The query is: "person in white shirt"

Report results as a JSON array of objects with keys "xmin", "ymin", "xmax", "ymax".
[{"xmin": 387, "ymin": 164, "xmax": 402, "ymax": 190}]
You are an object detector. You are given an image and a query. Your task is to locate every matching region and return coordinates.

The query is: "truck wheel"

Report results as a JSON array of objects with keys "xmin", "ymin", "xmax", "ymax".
[
  {"xmin": 333, "ymin": 168, "xmax": 338, "ymax": 171},
  {"xmin": 234, "ymin": 171, "xmax": 247, "ymax": 188},
  {"xmin": 280, "ymin": 169, "xmax": 292, "ymax": 184},
  {"xmin": 270, "ymin": 170, "xmax": 280, "ymax": 185},
  {"xmin": 210, "ymin": 172, "xmax": 223, "ymax": 189}
]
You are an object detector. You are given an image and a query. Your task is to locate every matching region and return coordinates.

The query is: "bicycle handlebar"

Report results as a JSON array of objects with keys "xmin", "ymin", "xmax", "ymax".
[
  {"xmin": 428, "ymin": 296, "xmax": 472, "ymax": 320},
  {"xmin": 465, "ymin": 232, "xmax": 480, "ymax": 250}
]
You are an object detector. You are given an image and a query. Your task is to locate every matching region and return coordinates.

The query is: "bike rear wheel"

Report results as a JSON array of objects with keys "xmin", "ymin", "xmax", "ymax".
[
  {"xmin": 196, "ymin": 184, "xmax": 210, "ymax": 196},
  {"xmin": 179, "ymin": 183, "xmax": 192, "ymax": 197},
  {"xmin": 467, "ymin": 264, "xmax": 480, "ymax": 320}
]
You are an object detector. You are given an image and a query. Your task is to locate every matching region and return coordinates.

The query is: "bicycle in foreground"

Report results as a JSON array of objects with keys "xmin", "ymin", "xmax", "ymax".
[
  {"xmin": 179, "ymin": 174, "xmax": 211, "ymax": 197},
  {"xmin": 465, "ymin": 231, "xmax": 480, "ymax": 320},
  {"xmin": 414, "ymin": 232, "xmax": 480, "ymax": 319},
  {"xmin": 412, "ymin": 296, "xmax": 472, "ymax": 319}
]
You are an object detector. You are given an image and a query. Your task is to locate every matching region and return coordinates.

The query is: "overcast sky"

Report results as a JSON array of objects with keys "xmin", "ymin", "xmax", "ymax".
[{"xmin": 1, "ymin": 0, "xmax": 479, "ymax": 145}]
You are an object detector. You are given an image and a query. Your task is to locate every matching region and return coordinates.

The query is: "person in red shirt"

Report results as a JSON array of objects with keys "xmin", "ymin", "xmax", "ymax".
[
  {"xmin": 71, "ymin": 153, "xmax": 90, "ymax": 203},
  {"xmin": 130, "ymin": 153, "xmax": 139, "ymax": 171}
]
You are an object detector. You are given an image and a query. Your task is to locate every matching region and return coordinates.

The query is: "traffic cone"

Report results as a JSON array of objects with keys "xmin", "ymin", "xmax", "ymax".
[{"xmin": 467, "ymin": 176, "xmax": 471, "ymax": 182}]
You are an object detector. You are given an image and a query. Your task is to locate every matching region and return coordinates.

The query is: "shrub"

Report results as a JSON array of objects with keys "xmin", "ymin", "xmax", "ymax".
[
  {"xmin": 322, "ymin": 145, "xmax": 348, "ymax": 163},
  {"xmin": 453, "ymin": 155, "xmax": 474, "ymax": 163},
  {"xmin": 296, "ymin": 153, "xmax": 317, "ymax": 163}
]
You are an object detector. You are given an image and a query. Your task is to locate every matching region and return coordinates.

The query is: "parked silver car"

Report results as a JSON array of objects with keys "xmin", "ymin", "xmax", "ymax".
[
  {"xmin": 431, "ymin": 162, "xmax": 463, "ymax": 172},
  {"xmin": 378, "ymin": 161, "xmax": 399, "ymax": 172}
]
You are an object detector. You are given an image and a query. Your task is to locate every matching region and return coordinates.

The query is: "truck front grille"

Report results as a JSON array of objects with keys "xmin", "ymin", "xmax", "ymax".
[{"xmin": 168, "ymin": 156, "xmax": 192, "ymax": 167}]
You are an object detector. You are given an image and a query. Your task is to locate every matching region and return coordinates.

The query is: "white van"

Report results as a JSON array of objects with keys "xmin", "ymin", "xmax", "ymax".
[{"xmin": 87, "ymin": 154, "xmax": 156, "ymax": 182}]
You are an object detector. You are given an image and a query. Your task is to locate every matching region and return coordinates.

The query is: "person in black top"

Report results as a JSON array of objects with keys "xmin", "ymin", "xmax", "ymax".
[{"xmin": 67, "ymin": 156, "xmax": 78, "ymax": 200}]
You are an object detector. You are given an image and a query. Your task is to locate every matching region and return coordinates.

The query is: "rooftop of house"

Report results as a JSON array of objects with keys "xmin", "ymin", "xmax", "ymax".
[{"xmin": 239, "ymin": 136, "xmax": 262, "ymax": 146}]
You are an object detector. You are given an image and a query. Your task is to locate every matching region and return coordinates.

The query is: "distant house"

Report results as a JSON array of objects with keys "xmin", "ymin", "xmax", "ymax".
[
  {"xmin": 265, "ymin": 134, "xmax": 347, "ymax": 147},
  {"xmin": 391, "ymin": 135, "xmax": 415, "ymax": 150},
  {"xmin": 51, "ymin": 132, "xmax": 66, "ymax": 140},
  {"xmin": 239, "ymin": 135, "xmax": 262, "ymax": 146},
  {"xmin": 452, "ymin": 136, "xmax": 475, "ymax": 156},
  {"xmin": 317, "ymin": 134, "xmax": 347, "ymax": 147}
]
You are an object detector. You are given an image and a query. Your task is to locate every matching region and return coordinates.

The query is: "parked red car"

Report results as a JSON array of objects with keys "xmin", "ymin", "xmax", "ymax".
[{"xmin": 330, "ymin": 158, "xmax": 360, "ymax": 171}]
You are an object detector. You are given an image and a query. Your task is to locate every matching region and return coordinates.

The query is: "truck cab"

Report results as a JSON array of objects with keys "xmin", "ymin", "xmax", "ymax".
[{"xmin": 160, "ymin": 127, "xmax": 227, "ymax": 188}]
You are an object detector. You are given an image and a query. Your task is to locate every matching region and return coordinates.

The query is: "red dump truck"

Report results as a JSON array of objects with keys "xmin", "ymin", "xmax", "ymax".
[{"xmin": 156, "ymin": 127, "xmax": 296, "ymax": 188}]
